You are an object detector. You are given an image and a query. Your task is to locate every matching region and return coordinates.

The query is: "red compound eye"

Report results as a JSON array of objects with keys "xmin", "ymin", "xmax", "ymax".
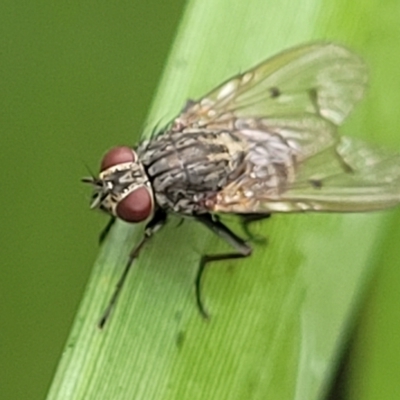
[
  {"xmin": 100, "ymin": 146, "xmax": 136, "ymax": 171},
  {"xmin": 116, "ymin": 186, "xmax": 153, "ymax": 223}
]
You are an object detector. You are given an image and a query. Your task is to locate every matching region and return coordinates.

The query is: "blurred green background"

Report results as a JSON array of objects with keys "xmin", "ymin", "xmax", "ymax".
[{"xmin": 1, "ymin": 1, "xmax": 400, "ymax": 399}]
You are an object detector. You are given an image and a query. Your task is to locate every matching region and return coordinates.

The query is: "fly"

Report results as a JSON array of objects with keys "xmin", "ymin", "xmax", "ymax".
[{"xmin": 83, "ymin": 42, "xmax": 400, "ymax": 328}]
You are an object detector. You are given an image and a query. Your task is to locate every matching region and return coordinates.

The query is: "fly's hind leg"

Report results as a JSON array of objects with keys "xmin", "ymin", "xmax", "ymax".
[
  {"xmin": 240, "ymin": 213, "xmax": 271, "ymax": 244},
  {"xmin": 195, "ymin": 213, "xmax": 253, "ymax": 319}
]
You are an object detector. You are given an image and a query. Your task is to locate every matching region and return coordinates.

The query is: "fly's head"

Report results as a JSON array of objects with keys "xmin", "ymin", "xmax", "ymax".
[{"xmin": 82, "ymin": 146, "xmax": 154, "ymax": 223}]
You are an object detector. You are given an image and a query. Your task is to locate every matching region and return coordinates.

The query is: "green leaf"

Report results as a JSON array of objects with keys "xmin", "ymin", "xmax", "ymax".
[{"xmin": 47, "ymin": 0, "xmax": 400, "ymax": 399}]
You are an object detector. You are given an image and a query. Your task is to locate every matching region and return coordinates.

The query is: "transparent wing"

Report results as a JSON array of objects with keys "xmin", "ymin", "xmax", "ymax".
[
  {"xmin": 171, "ymin": 42, "xmax": 400, "ymax": 214},
  {"xmin": 174, "ymin": 42, "xmax": 368, "ymax": 130},
  {"xmin": 212, "ymin": 137, "xmax": 400, "ymax": 214}
]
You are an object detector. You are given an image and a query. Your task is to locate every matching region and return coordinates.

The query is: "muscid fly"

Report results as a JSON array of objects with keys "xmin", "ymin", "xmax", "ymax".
[{"xmin": 83, "ymin": 43, "xmax": 400, "ymax": 328}]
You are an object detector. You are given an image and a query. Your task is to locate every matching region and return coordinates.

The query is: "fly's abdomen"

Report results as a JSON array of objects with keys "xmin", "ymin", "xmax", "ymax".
[{"xmin": 139, "ymin": 130, "xmax": 246, "ymax": 215}]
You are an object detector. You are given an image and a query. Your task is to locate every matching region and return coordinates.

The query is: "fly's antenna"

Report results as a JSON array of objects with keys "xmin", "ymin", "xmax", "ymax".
[
  {"xmin": 82, "ymin": 162, "xmax": 97, "ymax": 183},
  {"xmin": 81, "ymin": 162, "xmax": 97, "ymax": 184}
]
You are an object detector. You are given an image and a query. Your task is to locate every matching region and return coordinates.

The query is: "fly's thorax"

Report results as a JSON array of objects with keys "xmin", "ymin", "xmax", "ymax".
[
  {"xmin": 85, "ymin": 146, "xmax": 155, "ymax": 223},
  {"xmin": 138, "ymin": 129, "xmax": 247, "ymax": 215}
]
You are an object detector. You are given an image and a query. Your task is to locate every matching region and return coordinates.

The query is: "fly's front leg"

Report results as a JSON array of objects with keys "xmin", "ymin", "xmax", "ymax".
[
  {"xmin": 99, "ymin": 216, "xmax": 116, "ymax": 244},
  {"xmin": 98, "ymin": 209, "xmax": 167, "ymax": 329},
  {"xmin": 195, "ymin": 213, "xmax": 253, "ymax": 319}
]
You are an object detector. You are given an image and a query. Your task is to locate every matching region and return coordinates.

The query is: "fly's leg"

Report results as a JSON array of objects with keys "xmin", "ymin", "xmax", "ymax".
[
  {"xmin": 195, "ymin": 213, "xmax": 253, "ymax": 319},
  {"xmin": 99, "ymin": 216, "xmax": 116, "ymax": 244},
  {"xmin": 240, "ymin": 213, "xmax": 271, "ymax": 243},
  {"xmin": 98, "ymin": 209, "xmax": 167, "ymax": 329},
  {"xmin": 195, "ymin": 252, "xmax": 250, "ymax": 319}
]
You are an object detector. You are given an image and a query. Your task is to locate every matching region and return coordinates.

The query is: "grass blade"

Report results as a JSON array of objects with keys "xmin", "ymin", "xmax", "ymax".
[{"xmin": 47, "ymin": 0, "xmax": 400, "ymax": 399}]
